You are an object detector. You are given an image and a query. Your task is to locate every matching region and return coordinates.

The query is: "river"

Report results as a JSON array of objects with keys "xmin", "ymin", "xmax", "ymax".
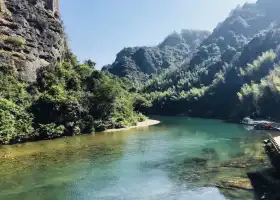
[{"xmin": 0, "ymin": 117, "xmax": 272, "ymax": 200}]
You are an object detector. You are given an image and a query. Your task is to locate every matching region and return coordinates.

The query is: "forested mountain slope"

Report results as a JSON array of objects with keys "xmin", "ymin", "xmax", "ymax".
[
  {"xmin": 138, "ymin": 0, "xmax": 280, "ymax": 121},
  {"xmin": 102, "ymin": 30, "xmax": 210, "ymax": 84},
  {"xmin": 0, "ymin": 0, "xmax": 145, "ymax": 144}
]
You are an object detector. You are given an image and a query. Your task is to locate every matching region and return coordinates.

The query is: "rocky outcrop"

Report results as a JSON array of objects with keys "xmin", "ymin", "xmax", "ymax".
[{"xmin": 0, "ymin": 0, "xmax": 67, "ymax": 81}]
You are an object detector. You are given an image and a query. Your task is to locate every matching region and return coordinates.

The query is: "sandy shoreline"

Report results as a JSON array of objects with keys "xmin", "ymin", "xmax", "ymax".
[{"xmin": 104, "ymin": 119, "xmax": 161, "ymax": 133}]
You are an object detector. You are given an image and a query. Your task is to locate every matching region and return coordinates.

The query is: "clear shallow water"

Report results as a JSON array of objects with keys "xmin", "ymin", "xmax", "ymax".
[{"xmin": 0, "ymin": 117, "xmax": 272, "ymax": 200}]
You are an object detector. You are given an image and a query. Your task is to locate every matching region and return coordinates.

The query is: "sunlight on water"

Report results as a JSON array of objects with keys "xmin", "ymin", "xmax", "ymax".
[{"xmin": 0, "ymin": 117, "xmax": 272, "ymax": 200}]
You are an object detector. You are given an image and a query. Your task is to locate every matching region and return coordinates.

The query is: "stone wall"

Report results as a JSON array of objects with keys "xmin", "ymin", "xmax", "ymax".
[{"xmin": 0, "ymin": 0, "xmax": 67, "ymax": 81}]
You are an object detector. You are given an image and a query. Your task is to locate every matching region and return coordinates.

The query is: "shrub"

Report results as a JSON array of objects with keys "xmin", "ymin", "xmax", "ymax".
[
  {"xmin": 137, "ymin": 113, "xmax": 147, "ymax": 122},
  {"xmin": 0, "ymin": 98, "xmax": 33, "ymax": 144},
  {"xmin": 36, "ymin": 124, "xmax": 65, "ymax": 139},
  {"xmin": 2, "ymin": 35, "xmax": 25, "ymax": 46}
]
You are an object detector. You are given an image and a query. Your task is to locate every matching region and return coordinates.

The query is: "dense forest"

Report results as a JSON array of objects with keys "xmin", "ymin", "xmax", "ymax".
[
  {"xmin": 106, "ymin": 0, "xmax": 280, "ymax": 122},
  {"xmin": 2, "ymin": 0, "xmax": 280, "ymax": 144},
  {"xmin": 0, "ymin": 54, "xmax": 146, "ymax": 144},
  {"xmin": 102, "ymin": 30, "xmax": 210, "ymax": 85}
]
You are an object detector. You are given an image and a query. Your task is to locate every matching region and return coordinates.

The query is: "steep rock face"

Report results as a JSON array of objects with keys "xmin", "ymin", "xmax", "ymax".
[
  {"xmin": 0, "ymin": 0, "xmax": 66, "ymax": 81},
  {"xmin": 103, "ymin": 30, "xmax": 210, "ymax": 83}
]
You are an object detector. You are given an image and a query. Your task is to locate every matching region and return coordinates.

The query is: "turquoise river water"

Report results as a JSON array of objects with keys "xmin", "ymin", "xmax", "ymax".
[{"xmin": 0, "ymin": 117, "xmax": 274, "ymax": 200}]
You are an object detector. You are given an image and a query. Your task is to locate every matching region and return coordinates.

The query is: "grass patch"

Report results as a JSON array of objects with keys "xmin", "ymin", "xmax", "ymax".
[{"xmin": 1, "ymin": 35, "xmax": 25, "ymax": 46}]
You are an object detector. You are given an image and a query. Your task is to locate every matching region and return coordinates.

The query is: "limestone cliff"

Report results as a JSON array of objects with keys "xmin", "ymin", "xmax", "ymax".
[{"xmin": 0, "ymin": 0, "xmax": 67, "ymax": 81}]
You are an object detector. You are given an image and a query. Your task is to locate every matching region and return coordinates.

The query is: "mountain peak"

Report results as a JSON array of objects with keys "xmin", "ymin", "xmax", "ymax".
[
  {"xmin": 159, "ymin": 30, "xmax": 210, "ymax": 48},
  {"xmin": 103, "ymin": 30, "xmax": 210, "ymax": 83},
  {"xmin": 159, "ymin": 32, "xmax": 184, "ymax": 48}
]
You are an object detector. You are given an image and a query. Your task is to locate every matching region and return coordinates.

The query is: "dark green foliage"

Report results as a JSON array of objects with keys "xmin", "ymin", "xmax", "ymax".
[
  {"xmin": 102, "ymin": 30, "xmax": 210, "ymax": 85},
  {"xmin": 0, "ymin": 58, "xmax": 144, "ymax": 144},
  {"xmin": 36, "ymin": 124, "xmax": 65, "ymax": 140},
  {"xmin": 136, "ymin": 0, "xmax": 280, "ymax": 121},
  {"xmin": 237, "ymin": 66, "xmax": 280, "ymax": 120},
  {"xmin": 84, "ymin": 59, "xmax": 96, "ymax": 68},
  {"xmin": 0, "ymin": 98, "xmax": 33, "ymax": 144}
]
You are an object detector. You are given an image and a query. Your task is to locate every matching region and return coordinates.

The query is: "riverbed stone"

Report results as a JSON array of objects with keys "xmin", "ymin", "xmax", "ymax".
[
  {"xmin": 183, "ymin": 157, "xmax": 209, "ymax": 167},
  {"xmin": 215, "ymin": 177, "xmax": 253, "ymax": 190},
  {"xmin": 221, "ymin": 156, "xmax": 270, "ymax": 169}
]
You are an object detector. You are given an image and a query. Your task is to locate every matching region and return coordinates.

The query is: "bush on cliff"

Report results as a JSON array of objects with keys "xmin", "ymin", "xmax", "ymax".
[{"xmin": 0, "ymin": 98, "xmax": 33, "ymax": 144}]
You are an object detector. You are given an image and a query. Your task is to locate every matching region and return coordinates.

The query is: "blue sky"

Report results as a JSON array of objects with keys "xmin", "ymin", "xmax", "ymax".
[{"xmin": 60, "ymin": 0, "xmax": 255, "ymax": 68}]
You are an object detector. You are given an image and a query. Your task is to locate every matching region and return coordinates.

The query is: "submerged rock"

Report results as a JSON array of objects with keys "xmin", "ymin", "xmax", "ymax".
[
  {"xmin": 183, "ymin": 157, "xmax": 209, "ymax": 167},
  {"xmin": 221, "ymin": 156, "xmax": 270, "ymax": 169},
  {"xmin": 201, "ymin": 147, "xmax": 217, "ymax": 154},
  {"xmin": 221, "ymin": 160, "xmax": 251, "ymax": 168},
  {"xmin": 176, "ymin": 164, "xmax": 221, "ymax": 186},
  {"xmin": 201, "ymin": 147, "xmax": 219, "ymax": 160},
  {"xmin": 216, "ymin": 177, "xmax": 253, "ymax": 191},
  {"xmin": 219, "ymin": 187, "xmax": 254, "ymax": 200}
]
